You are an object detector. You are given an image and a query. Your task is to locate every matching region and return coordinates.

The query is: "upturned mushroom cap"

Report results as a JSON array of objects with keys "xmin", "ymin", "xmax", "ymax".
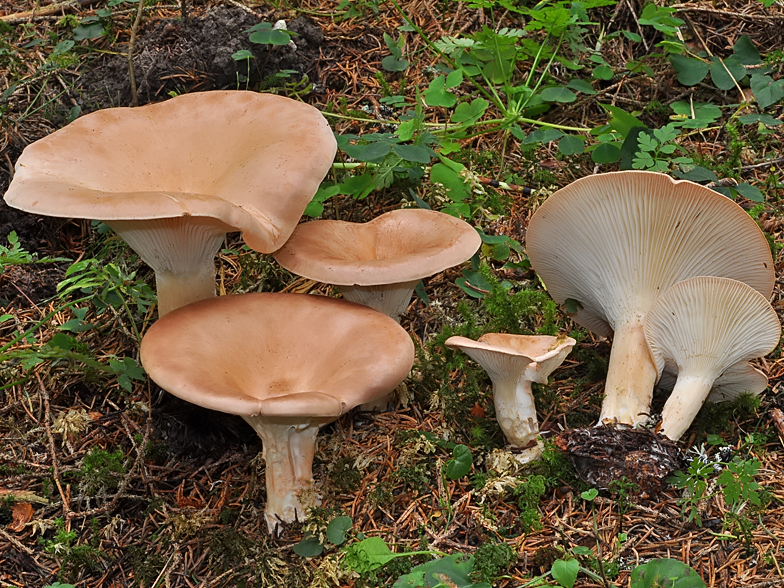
[
  {"xmin": 140, "ymin": 293, "xmax": 415, "ymax": 415},
  {"xmin": 645, "ymin": 276, "xmax": 780, "ymax": 440},
  {"xmin": 4, "ymin": 91, "xmax": 337, "ymax": 315},
  {"xmin": 5, "ymin": 91, "xmax": 336, "ymax": 252},
  {"xmin": 445, "ymin": 333, "xmax": 575, "ymax": 462},
  {"xmin": 526, "ymin": 171, "xmax": 774, "ymax": 425},
  {"xmin": 140, "ymin": 292, "xmax": 414, "ymax": 533}
]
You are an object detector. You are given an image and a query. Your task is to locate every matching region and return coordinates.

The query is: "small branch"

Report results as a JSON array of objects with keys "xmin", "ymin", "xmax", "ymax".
[{"xmin": 128, "ymin": 0, "xmax": 145, "ymax": 107}]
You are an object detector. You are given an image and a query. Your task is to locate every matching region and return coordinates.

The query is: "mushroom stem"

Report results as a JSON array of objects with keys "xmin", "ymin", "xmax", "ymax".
[
  {"xmin": 599, "ymin": 320, "xmax": 658, "ymax": 425},
  {"xmin": 107, "ymin": 217, "xmax": 228, "ymax": 316},
  {"xmin": 339, "ymin": 280, "xmax": 420, "ymax": 323},
  {"xmin": 243, "ymin": 417, "xmax": 322, "ymax": 535},
  {"xmin": 659, "ymin": 373, "xmax": 715, "ymax": 440},
  {"xmin": 491, "ymin": 374, "xmax": 542, "ymax": 460}
]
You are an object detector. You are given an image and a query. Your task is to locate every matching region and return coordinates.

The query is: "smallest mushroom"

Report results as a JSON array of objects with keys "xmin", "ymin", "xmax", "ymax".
[
  {"xmin": 445, "ymin": 333, "xmax": 575, "ymax": 463},
  {"xmin": 273, "ymin": 208, "xmax": 482, "ymax": 321},
  {"xmin": 644, "ymin": 276, "xmax": 780, "ymax": 441}
]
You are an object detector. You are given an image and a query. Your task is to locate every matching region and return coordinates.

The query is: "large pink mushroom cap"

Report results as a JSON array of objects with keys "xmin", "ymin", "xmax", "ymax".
[
  {"xmin": 140, "ymin": 292, "xmax": 414, "ymax": 534},
  {"xmin": 4, "ymin": 91, "xmax": 337, "ymax": 315}
]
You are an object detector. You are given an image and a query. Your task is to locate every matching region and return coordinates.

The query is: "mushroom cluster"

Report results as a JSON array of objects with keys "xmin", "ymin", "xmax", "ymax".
[{"xmin": 526, "ymin": 171, "xmax": 775, "ymax": 429}]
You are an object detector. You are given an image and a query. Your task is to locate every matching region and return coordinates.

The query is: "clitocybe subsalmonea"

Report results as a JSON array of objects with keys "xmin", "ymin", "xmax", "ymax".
[
  {"xmin": 526, "ymin": 171, "xmax": 774, "ymax": 426},
  {"xmin": 644, "ymin": 276, "xmax": 780, "ymax": 440},
  {"xmin": 445, "ymin": 333, "xmax": 575, "ymax": 463},
  {"xmin": 4, "ymin": 91, "xmax": 337, "ymax": 316},
  {"xmin": 140, "ymin": 293, "xmax": 414, "ymax": 534}
]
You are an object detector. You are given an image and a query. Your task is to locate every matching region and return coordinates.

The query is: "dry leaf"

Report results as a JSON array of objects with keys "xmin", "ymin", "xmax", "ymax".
[{"xmin": 9, "ymin": 502, "xmax": 34, "ymax": 532}]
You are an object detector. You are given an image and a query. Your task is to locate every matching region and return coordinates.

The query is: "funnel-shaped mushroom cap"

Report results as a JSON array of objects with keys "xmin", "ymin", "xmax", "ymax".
[
  {"xmin": 445, "ymin": 333, "xmax": 575, "ymax": 461},
  {"xmin": 526, "ymin": 171, "xmax": 774, "ymax": 425},
  {"xmin": 5, "ymin": 91, "xmax": 336, "ymax": 253},
  {"xmin": 273, "ymin": 209, "xmax": 481, "ymax": 286},
  {"xmin": 140, "ymin": 293, "xmax": 415, "ymax": 415},
  {"xmin": 645, "ymin": 276, "xmax": 780, "ymax": 440}
]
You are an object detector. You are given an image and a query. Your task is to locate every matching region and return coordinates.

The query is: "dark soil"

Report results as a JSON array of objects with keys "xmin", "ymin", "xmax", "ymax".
[
  {"xmin": 0, "ymin": 262, "xmax": 67, "ymax": 307},
  {"xmin": 78, "ymin": 7, "xmax": 325, "ymax": 109}
]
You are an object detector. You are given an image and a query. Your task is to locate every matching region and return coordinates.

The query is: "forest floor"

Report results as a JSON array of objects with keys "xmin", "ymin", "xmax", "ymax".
[{"xmin": 2, "ymin": 0, "xmax": 784, "ymax": 587}]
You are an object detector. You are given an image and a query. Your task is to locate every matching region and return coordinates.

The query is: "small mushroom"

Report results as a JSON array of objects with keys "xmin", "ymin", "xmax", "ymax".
[
  {"xmin": 140, "ymin": 292, "xmax": 414, "ymax": 534},
  {"xmin": 4, "ymin": 91, "xmax": 336, "ymax": 316},
  {"xmin": 273, "ymin": 209, "xmax": 482, "ymax": 321},
  {"xmin": 445, "ymin": 333, "xmax": 575, "ymax": 462},
  {"xmin": 644, "ymin": 276, "xmax": 780, "ymax": 440},
  {"xmin": 526, "ymin": 171, "xmax": 774, "ymax": 426}
]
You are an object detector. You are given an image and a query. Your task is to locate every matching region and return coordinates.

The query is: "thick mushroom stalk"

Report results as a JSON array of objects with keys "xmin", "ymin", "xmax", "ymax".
[
  {"xmin": 526, "ymin": 171, "xmax": 774, "ymax": 426},
  {"xmin": 445, "ymin": 334, "xmax": 575, "ymax": 463},
  {"xmin": 645, "ymin": 276, "xmax": 780, "ymax": 440},
  {"xmin": 4, "ymin": 91, "xmax": 337, "ymax": 316},
  {"xmin": 140, "ymin": 293, "xmax": 414, "ymax": 534}
]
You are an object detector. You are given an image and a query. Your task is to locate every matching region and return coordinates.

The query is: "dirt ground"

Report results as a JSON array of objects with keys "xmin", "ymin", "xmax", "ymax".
[{"xmin": 2, "ymin": 0, "xmax": 784, "ymax": 587}]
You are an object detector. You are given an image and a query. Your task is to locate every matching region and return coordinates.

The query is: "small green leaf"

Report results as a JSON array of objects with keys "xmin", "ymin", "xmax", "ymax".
[
  {"xmin": 734, "ymin": 183, "xmax": 764, "ymax": 202},
  {"xmin": 672, "ymin": 165, "xmax": 718, "ymax": 183},
  {"xmin": 540, "ymin": 86, "xmax": 577, "ymax": 103},
  {"xmin": 248, "ymin": 24, "xmax": 291, "ymax": 46},
  {"xmin": 381, "ymin": 55, "xmax": 410, "ymax": 72},
  {"xmin": 444, "ymin": 444, "xmax": 472, "ymax": 479},
  {"xmin": 430, "ymin": 162, "xmax": 469, "ymax": 201},
  {"xmin": 709, "ymin": 56, "xmax": 747, "ymax": 91},
  {"xmin": 392, "ymin": 144, "xmax": 433, "ymax": 164},
  {"xmin": 733, "ymin": 35, "xmax": 761, "ymax": 66},
  {"xmin": 669, "ymin": 55, "xmax": 710, "ymax": 86},
  {"xmin": 342, "ymin": 140, "xmax": 392, "ymax": 162},
  {"xmin": 750, "ymin": 73, "xmax": 784, "ymax": 109},
  {"xmin": 326, "ymin": 516, "xmax": 352, "ymax": 545},
  {"xmin": 563, "ymin": 298, "xmax": 583, "ymax": 314},
  {"xmin": 630, "ymin": 558, "xmax": 707, "ymax": 588},
  {"xmin": 293, "ymin": 536, "xmax": 324, "ymax": 557},
  {"xmin": 339, "ymin": 173, "xmax": 376, "ymax": 199},
  {"xmin": 558, "ymin": 135, "xmax": 585, "ymax": 155},
  {"xmin": 232, "ymin": 49, "xmax": 254, "ymax": 61},
  {"xmin": 424, "ymin": 76, "xmax": 457, "ymax": 108},
  {"xmin": 523, "ymin": 128, "xmax": 564, "ymax": 145},
  {"xmin": 592, "ymin": 64, "xmax": 614, "ymax": 80},
  {"xmin": 591, "ymin": 142, "xmax": 621, "ymax": 164},
  {"xmin": 567, "ymin": 78, "xmax": 597, "ymax": 95},
  {"xmin": 601, "ymin": 104, "xmax": 645, "ymax": 139},
  {"xmin": 445, "ymin": 68, "xmax": 463, "ymax": 88},
  {"xmin": 581, "ymin": 488, "xmax": 598, "ymax": 501},
  {"xmin": 551, "ymin": 559, "xmax": 579, "ymax": 588},
  {"xmin": 450, "ymin": 98, "xmax": 489, "ymax": 124},
  {"xmin": 737, "ymin": 113, "xmax": 782, "ymax": 126}
]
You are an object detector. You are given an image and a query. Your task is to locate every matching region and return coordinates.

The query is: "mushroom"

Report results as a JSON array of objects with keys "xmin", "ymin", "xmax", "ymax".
[
  {"xmin": 4, "ymin": 91, "xmax": 336, "ymax": 316},
  {"xmin": 273, "ymin": 209, "xmax": 482, "ymax": 321},
  {"xmin": 657, "ymin": 361, "xmax": 769, "ymax": 404},
  {"xmin": 444, "ymin": 333, "xmax": 575, "ymax": 462},
  {"xmin": 644, "ymin": 276, "xmax": 780, "ymax": 440},
  {"xmin": 139, "ymin": 292, "xmax": 414, "ymax": 534},
  {"xmin": 526, "ymin": 171, "xmax": 774, "ymax": 426}
]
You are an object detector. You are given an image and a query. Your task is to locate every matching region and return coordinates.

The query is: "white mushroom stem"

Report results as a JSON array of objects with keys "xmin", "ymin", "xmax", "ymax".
[
  {"xmin": 659, "ymin": 372, "xmax": 715, "ymax": 441},
  {"xmin": 242, "ymin": 416, "xmax": 323, "ymax": 535},
  {"xmin": 490, "ymin": 372, "xmax": 541, "ymax": 450},
  {"xmin": 107, "ymin": 217, "xmax": 228, "ymax": 316},
  {"xmin": 599, "ymin": 319, "xmax": 658, "ymax": 426},
  {"xmin": 339, "ymin": 280, "xmax": 420, "ymax": 323}
]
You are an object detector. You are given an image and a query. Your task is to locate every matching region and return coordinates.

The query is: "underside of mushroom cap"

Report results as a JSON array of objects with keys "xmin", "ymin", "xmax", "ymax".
[
  {"xmin": 657, "ymin": 361, "xmax": 769, "ymax": 404},
  {"xmin": 140, "ymin": 292, "xmax": 415, "ymax": 416},
  {"xmin": 526, "ymin": 171, "xmax": 774, "ymax": 337},
  {"xmin": 645, "ymin": 276, "xmax": 780, "ymax": 380},
  {"xmin": 5, "ymin": 91, "xmax": 337, "ymax": 253},
  {"xmin": 273, "ymin": 209, "xmax": 482, "ymax": 286},
  {"xmin": 478, "ymin": 333, "xmax": 576, "ymax": 383}
]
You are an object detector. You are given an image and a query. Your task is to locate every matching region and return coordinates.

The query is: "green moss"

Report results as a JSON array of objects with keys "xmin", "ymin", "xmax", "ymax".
[
  {"xmin": 471, "ymin": 541, "xmax": 516, "ymax": 583},
  {"xmin": 328, "ymin": 456, "xmax": 363, "ymax": 494}
]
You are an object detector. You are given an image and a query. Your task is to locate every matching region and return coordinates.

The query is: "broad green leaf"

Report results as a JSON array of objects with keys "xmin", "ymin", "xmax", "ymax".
[
  {"xmin": 623, "ymin": 30, "xmax": 642, "ymax": 42},
  {"xmin": 672, "ymin": 166, "xmax": 718, "ymax": 183},
  {"xmin": 392, "ymin": 144, "xmax": 433, "ymax": 164},
  {"xmin": 558, "ymin": 135, "xmax": 585, "ymax": 155},
  {"xmin": 445, "ymin": 69, "xmax": 463, "ymax": 88},
  {"xmin": 551, "ymin": 559, "xmax": 579, "ymax": 588},
  {"xmin": 734, "ymin": 183, "xmax": 764, "ymax": 202},
  {"xmin": 381, "ymin": 55, "xmax": 410, "ymax": 72},
  {"xmin": 523, "ymin": 128, "xmax": 564, "ymax": 145},
  {"xmin": 600, "ymin": 103, "xmax": 645, "ymax": 139},
  {"xmin": 293, "ymin": 536, "xmax": 324, "ymax": 557},
  {"xmin": 630, "ymin": 558, "xmax": 707, "ymax": 588},
  {"xmin": 733, "ymin": 35, "xmax": 760, "ymax": 65},
  {"xmin": 248, "ymin": 25, "xmax": 291, "ymax": 46},
  {"xmin": 444, "ymin": 444, "xmax": 472, "ymax": 479},
  {"xmin": 669, "ymin": 55, "xmax": 710, "ymax": 86},
  {"xmin": 456, "ymin": 269, "xmax": 492, "ymax": 298},
  {"xmin": 567, "ymin": 78, "xmax": 597, "ymax": 94},
  {"xmin": 592, "ymin": 64, "xmax": 614, "ymax": 80},
  {"xmin": 709, "ymin": 56, "xmax": 747, "ymax": 91},
  {"xmin": 750, "ymin": 73, "xmax": 784, "ymax": 109},
  {"xmin": 342, "ymin": 140, "xmax": 392, "ymax": 161},
  {"xmin": 591, "ymin": 142, "xmax": 621, "ymax": 164},
  {"xmin": 737, "ymin": 113, "xmax": 782, "ymax": 126},
  {"xmin": 232, "ymin": 49, "xmax": 254, "ymax": 61},
  {"xmin": 424, "ymin": 76, "xmax": 457, "ymax": 108},
  {"xmin": 430, "ymin": 162, "xmax": 469, "ymax": 201},
  {"xmin": 670, "ymin": 101, "xmax": 721, "ymax": 127},
  {"xmin": 540, "ymin": 86, "xmax": 577, "ymax": 103},
  {"xmin": 339, "ymin": 173, "xmax": 376, "ymax": 199},
  {"xmin": 73, "ymin": 22, "xmax": 104, "ymax": 41},
  {"xmin": 394, "ymin": 554, "xmax": 487, "ymax": 588},
  {"xmin": 450, "ymin": 98, "xmax": 489, "ymax": 124},
  {"xmin": 326, "ymin": 516, "xmax": 353, "ymax": 545}
]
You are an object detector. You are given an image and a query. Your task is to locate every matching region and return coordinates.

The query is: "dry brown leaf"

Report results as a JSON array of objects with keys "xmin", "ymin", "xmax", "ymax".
[{"xmin": 9, "ymin": 502, "xmax": 34, "ymax": 532}]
